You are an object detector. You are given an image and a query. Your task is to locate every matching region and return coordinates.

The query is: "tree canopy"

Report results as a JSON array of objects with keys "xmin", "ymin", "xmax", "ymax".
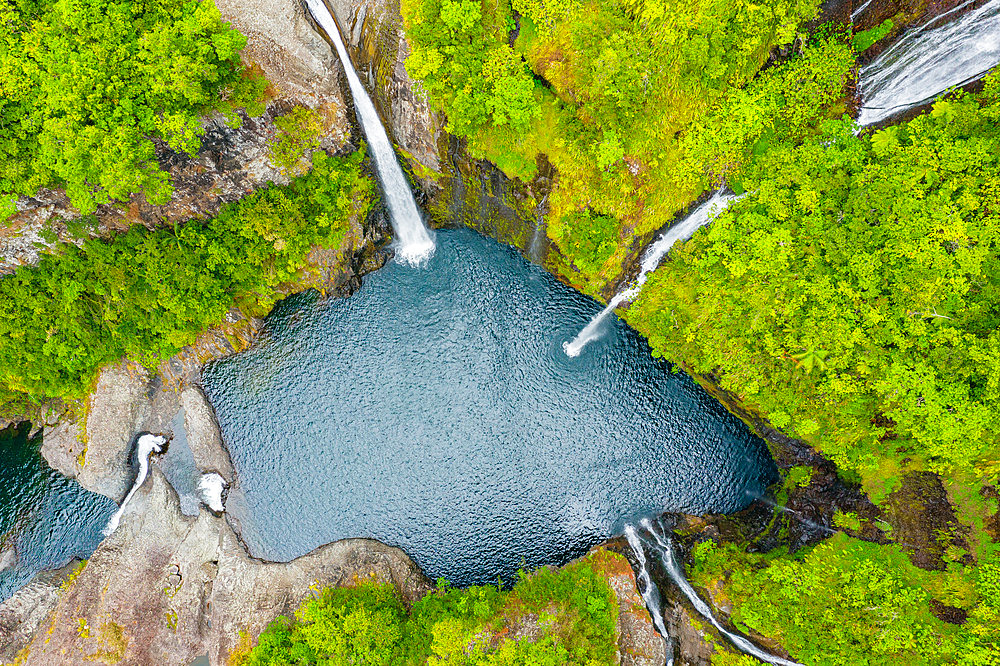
[{"xmin": 0, "ymin": 0, "xmax": 265, "ymax": 216}]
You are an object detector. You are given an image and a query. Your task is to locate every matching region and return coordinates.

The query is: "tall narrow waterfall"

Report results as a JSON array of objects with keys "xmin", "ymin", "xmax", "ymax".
[
  {"xmin": 625, "ymin": 525, "xmax": 674, "ymax": 666},
  {"xmin": 857, "ymin": 0, "xmax": 1000, "ymax": 126},
  {"xmin": 640, "ymin": 519, "xmax": 803, "ymax": 666},
  {"xmin": 103, "ymin": 434, "xmax": 166, "ymax": 536},
  {"xmin": 564, "ymin": 191, "xmax": 740, "ymax": 357},
  {"xmin": 304, "ymin": 0, "xmax": 435, "ymax": 264}
]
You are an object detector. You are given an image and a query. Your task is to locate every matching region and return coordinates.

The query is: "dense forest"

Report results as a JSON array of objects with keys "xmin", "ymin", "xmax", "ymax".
[
  {"xmin": 398, "ymin": 0, "xmax": 1000, "ymax": 663},
  {"xmin": 0, "ymin": 151, "xmax": 372, "ymax": 411},
  {"xmin": 235, "ymin": 551, "xmax": 624, "ymax": 665},
  {"xmin": 0, "ymin": 0, "xmax": 265, "ymax": 216},
  {"xmin": 0, "ymin": 0, "xmax": 998, "ymax": 663}
]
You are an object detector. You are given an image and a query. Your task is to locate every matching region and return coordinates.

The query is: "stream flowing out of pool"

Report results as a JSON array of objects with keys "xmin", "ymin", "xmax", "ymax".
[
  {"xmin": 204, "ymin": 228, "xmax": 777, "ymax": 586},
  {"xmin": 0, "ymin": 423, "xmax": 115, "ymax": 602}
]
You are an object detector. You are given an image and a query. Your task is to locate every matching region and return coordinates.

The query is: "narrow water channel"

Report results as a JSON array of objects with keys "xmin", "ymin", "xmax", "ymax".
[
  {"xmin": 204, "ymin": 228, "xmax": 777, "ymax": 586},
  {"xmin": 0, "ymin": 423, "xmax": 115, "ymax": 601}
]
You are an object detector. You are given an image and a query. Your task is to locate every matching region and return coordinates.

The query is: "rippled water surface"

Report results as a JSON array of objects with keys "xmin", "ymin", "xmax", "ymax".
[
  {"xmin": 204, "ymin": 229, "xmax": 776, "ymax": 585},
  {"xmin": 0, "ymin": 423, "xmax": 115, "ymax": 601}
]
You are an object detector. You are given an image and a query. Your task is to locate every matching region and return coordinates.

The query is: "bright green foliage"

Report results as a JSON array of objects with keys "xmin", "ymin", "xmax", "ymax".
[
  {"xmin": 243, "ymin": 581, "xmax": 408, "ymax": 665},
  {"xmin": 402, "ymin": 0, "xmax": 828, "ymax": 295},
  {"xmin": 0, "ymin": 151, "xmax": 371, "ymax": 407},
  {"xmin": 270, "ymin": 107, "xmax": 326, "ymax": 174},
  {"xmin": 680, "ymin": 35, "xmax": 855, "ymax": 188},
  {"xmin": 240, "ymin": 554, "xmax": 620, "ymax": 665},
  {"xmin": 551, "ymin": 209, "xmax": 620, "ymax": 277},
  {"xmin": 402, "ymin": 0, "xmax": 539, "ymax": 137},
  {"xmin": 690, "ymin": 536, "xmax": 1000, "ymax": 665},
  {"xmin": 629, "ymin": 80, "xmax": 1000, "ymax": 484},
  {"xmin": 0, "ymin": 0, "xmax": 265, "ymax": 215},
  {"xmin": 852, "ymin": 19, "xmax": 893, "ymax": 52}
]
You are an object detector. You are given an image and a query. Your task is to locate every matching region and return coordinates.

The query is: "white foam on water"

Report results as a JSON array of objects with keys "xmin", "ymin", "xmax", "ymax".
[
  {"xmin": 103, "ymin": 434, "xmax": 166, "ymax": 536},
  {"xmin": 198, "ymin": 473, "xmax": 226, "ymax": 513}
]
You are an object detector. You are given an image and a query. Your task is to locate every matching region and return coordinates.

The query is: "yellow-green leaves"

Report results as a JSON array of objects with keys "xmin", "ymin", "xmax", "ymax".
[{"xmin": 0, "ymin": 0, "xmax": 265, "ymax": 213}]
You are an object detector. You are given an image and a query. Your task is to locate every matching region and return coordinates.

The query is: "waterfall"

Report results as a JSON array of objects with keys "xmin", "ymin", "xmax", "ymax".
[
  {"xmin": 103, "ymin": 434, "xmax": 166, "ymax": 536},
  {"xmin": 625, "ymin": 525, "xmax": 674, "ymax": 666},
  {"xmin": 198, "ymin": 473, "xmax": 226, "ymax": 513},
  {"xmin": 640, "ymin": 519, "xmax": 803, "ymax": 666},
  {"xmin": 564, "ymin": 191, "xmax": 741, "ymax": 357},
  {"xmin": 857, "ymin": 0, "xmax": 1000, "ymax": 126},
  {"xmin": 528, "ymin": 194, "xmax": 549, "ymax": 264},
  {"xmin": 304, "ymin": 0, "xmax": 435, "ymax": 264}
]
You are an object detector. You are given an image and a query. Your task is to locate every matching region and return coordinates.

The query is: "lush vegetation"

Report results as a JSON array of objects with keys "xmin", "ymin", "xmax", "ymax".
[
  {"xmin": 270, "ymin": 106, "xmax": 326, "ymax": 175},
  {"xmin": 0, "ymin": 0, "xmax": 265, "ymax": 217},
  {"xmin": 629, "ymin": 74, "xmax": 1000, "ymax": 493},
  {"xmin": 0, "ymin": 151, "xmax": 372, "ymax": 409},
  {"xmin": 690, "ymin": 535, "xmax": 1000, "ymax": 665},
  {"xmin": 400, "ymin": 0, "xmax": 850, "ymax": 293},
  {"xmin": 236, "ymin": 551, "xmax": 621, "ymax": 665}
]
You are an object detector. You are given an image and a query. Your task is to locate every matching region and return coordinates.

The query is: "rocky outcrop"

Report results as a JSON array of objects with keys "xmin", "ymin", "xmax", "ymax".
[
  {"xmin": 585, "ymin": 548, "xmax": 668, "ymax": 666},
  {"xmin": 0, "ymin": 562, "xmax": 79, "ymax": 665},
  {"xmin": 35, "ymin": 195, "xmax": 390, "ymax": 504},
  {"xmin": 7, "ymin": 468, "xmax": 431, "ymax": 666}
]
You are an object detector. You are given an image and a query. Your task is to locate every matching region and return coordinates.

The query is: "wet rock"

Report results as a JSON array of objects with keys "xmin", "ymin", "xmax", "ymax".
[
  {"xmin": 883, "ymin": 471, "xmax": 967, "ymax": 570},
  {"xmin": 179, "ymin": 388, "xmax": 234, "ymax": 482},
  {"xmin": 929, "ymin": 598, "xmax": 968, "ymax": 625},
  {"xmin": 327, "ymin": 0, "xmax": 442, "ymax": 171}
]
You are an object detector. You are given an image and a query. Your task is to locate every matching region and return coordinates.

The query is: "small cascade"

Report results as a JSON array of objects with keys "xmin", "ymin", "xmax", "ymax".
[
  {"xmin": 198, "ymin": 473, "xmax": 226, "ymax": 513},
  {"xmin": 103, "ymin": 434, "xmax": 166, "ymax": 536},
  {"xmin": 625, "ymin": 525, "xmax": 674, "ymax": 666},
  {"xmin": 304, "ymin": 0, "xmax": 435, "ymax": 264},
  {"xmin": 564, "ymin": 191, "xmax": 741, "ymax": 357},
  {"xmin": 640, "ymin": 519, "xmax": 803, "ymax": 666},
  {"xmin": 528, "ymin": 194, "xmax": 549, "ymax": 264},
  {"xmin": 857, "ymin": 0, "xmax": 1000, "ymax": 126}
]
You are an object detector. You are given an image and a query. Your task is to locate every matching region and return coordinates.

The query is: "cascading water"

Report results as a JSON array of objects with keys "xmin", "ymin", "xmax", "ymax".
[
  {"xmin": 198, "ymin": 473, "xmax": 226, "ymax": 513},
  {"xmin": 857, "ymin": 0, "xmax": 1000, "ymax": 126},
  {"xmin": 304, "ymin": 0, "xmax": 435, "ymax": 264},
  {"xmin": 640, "ymin": 519, "xmax": 802, "ymax": 666},
  {"xmin": 625, "ymin": 525, "xmax": 674, "ymax": 666},
  {"xmin": 103, "ymin": 434, "xmax": 166, "ymax": 536},
  {"xmin": 528, "ymin": 194, "xmax": 549, "ymax": 264},
  {"xmin": 564, "ymin": 191, "xmax": 741, "ymax": 357}
]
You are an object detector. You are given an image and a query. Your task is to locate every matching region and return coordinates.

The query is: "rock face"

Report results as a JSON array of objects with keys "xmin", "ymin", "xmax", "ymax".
[
  {"xmin": 585, "ymin": 548, "xmax": 668, "ymax": 666},
  {"xmin": 39, "ymin": 363, "xmax": 232, "ymax": 504},
  {"xmin": 327, "ymin": 0, "xmax": 442, "ymax": 172},
  {"xmin": 0, "ymin": 562, "xmax": 78, "ymax": 665},
  {"xmin": 8, "ymin": 468, "xmax": 431, "ymax": 666}
]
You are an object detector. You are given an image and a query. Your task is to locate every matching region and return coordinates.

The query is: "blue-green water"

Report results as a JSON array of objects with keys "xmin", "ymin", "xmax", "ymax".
[
  {"xmin": 0, "ymin": 423, "xmax": 116, "ymax": 601},
  {"xmin": 204, "ymin": 228, "xmax": 776, "ymax": 585}
]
